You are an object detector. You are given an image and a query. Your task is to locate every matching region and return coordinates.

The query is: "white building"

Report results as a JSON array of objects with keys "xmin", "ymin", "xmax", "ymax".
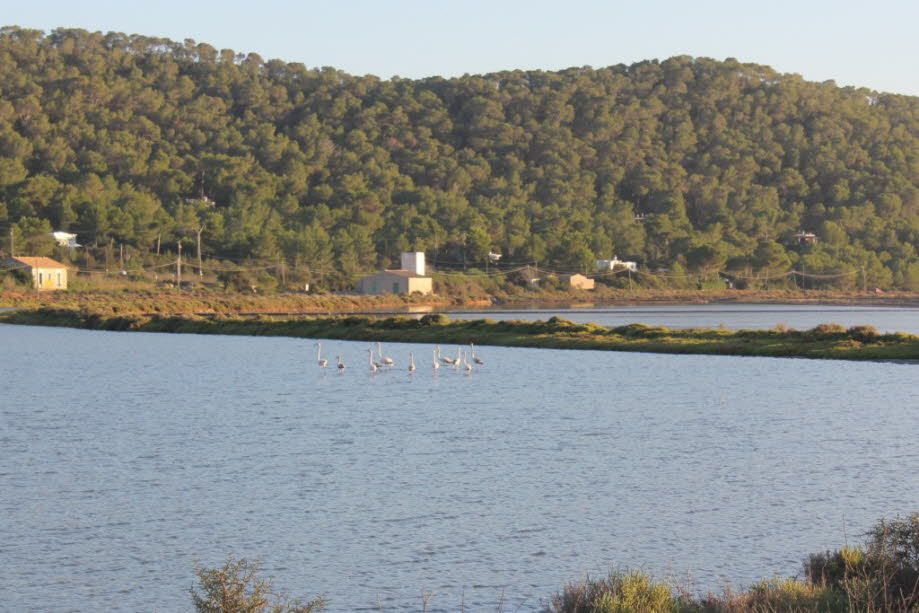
[
  {"xmin": 400, "ymin": 251, "xmax": 425, "ymax": 276},
  {"xmin": 51, "ymin": 232, "xmax": 80, "ymax": 249},
  {"xmin": 357, "ymin": 252, "xmax": 432, "ymax": 296},
  {"xmin": 596, "ymin": 257, "xmax": 637, "ymax": 272},
  {"xmin": 6, "ymin": 256, "xmax": 68, "ymax": 290}
]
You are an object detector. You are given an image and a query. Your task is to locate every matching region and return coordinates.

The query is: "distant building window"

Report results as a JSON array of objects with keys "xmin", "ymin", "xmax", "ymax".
[
  {"xmin": 392, "ymin": 282, "xmax": 400, "ymax": 293},
  {"xmin": 56, "ymin": 273, "xmax": 62, "ymax": 287},
  {"xmin": 38, "ymin": 272, "xmax": 43, "ymax": 286}
]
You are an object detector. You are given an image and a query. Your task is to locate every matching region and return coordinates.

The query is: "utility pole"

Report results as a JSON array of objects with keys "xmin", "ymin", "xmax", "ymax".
[
  {"xmin": 156, "ymin": 232, "xmax": 161, "ymax": 256},
  {"xmin": 119, "ymin": 243, "xmax": 124, "ymax": 272},
  {"xmin": 177, "ymin": 241, "xmax": 182, "ymax": 287},
  {"xmin": 9, "ymin": 228, "xmax": 13, "ymax": 257},
  {"xmin": 196, "ymin": 226, "xmax": 204, "ymax": 278}
]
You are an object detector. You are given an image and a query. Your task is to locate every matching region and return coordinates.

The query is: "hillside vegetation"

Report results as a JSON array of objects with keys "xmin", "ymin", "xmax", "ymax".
[{"xmin": 1, "ymin": 27, "xmax": 919, "ymax": 290}]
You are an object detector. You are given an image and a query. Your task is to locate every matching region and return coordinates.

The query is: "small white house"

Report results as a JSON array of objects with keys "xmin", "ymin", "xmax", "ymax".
[
  {"xmin": 51, "ymin": 232, "xmax": 80, "ymax": 249},
  {"xmin": 357, "ymin": 252, "xmax": 433, "ymax": 295},
  {"xmin": 560, "ymin": 273, "xmax": 595, "ymax": 290},
  {"xmin": 357, "ymin": 270, "xmax": 432, "ymax": 295},
  {"xmin": 597, "ymin": 257, "xmax": 637, "ymax": 272}
]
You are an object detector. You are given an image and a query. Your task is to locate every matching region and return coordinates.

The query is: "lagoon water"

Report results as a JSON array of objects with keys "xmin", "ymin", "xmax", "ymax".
[
  {"xmin": 444, "ymin": 303, "xmax": 919, "ymax": 334},
  {"xmin": 2, "ymin": 321, "xmax": 918, "ymax": 612}
]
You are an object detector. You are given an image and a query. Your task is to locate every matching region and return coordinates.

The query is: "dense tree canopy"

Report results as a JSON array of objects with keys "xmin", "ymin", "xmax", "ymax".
[{"xmin": 1, "ymin": 27, "xmax": 918, "ymax": 288}]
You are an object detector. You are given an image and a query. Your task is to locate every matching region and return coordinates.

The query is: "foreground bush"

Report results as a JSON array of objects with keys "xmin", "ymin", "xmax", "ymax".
[
  {"xmin": 191, "ymin": 558, "xmax": 326, "ymax": 613},
  {"xmin": 546, "ymin": 570, "xmax": 682, "ymax": 613},
  {"xmin": 546, "ymin": 515, "xmax": 919, "ymax": 612}
]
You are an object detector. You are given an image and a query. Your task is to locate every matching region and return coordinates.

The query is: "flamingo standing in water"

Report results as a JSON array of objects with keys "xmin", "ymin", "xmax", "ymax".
[
  {"xmin": 470, "ymin": 342, "xmax": 484, "ymax": 366},
  {"xmin": 438, "ymin": 345, "xmax": 455, "ymax": 366},
  {"xmin": 408, "ymin": 352, "xmax": 416, "ymax": 372},
  {"xmin": 377, "ymin": 342, "xmax": 394, "ymax": 367},
  {"xmin": 315, "ymin": 342, "xmax": 328, "ymax": 368},
  {"xmin": 462, "ymin": 349, "xmax": 473, "ymax": 372},
  {"xmin": 336, "ymin": 355, "xmax": 346, "ymax": 371},
  {"xmin": 432, "ymin": 347, "xmax": 440, "ymax": 370},
  {"xmin": 367, "ymin": 348, "xmax": 379, "ymax": 373}
]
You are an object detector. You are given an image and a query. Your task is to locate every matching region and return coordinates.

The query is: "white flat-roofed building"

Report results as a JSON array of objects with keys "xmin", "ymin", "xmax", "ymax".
[
  {"xmin": 560, "ymin": 273, "xmax": 595, "ymax": 290},
  {"xmin": 597, "ymin": 257, "xmax": 637, "ymax": 272},
  {"xmin": 357, "ymin": 270, "xmax": 433, "ymax": 296}
]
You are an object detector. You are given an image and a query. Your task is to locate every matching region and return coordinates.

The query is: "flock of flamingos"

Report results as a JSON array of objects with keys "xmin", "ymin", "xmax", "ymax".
[{"xmin": 314, "ymin": 341, "xmax": 484, "ymax": 374}]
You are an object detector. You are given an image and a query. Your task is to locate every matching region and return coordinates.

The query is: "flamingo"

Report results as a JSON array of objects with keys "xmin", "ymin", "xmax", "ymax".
[
  {"xmin": 463, "ymin": 350, "xmax": 473, "ymax": 372},
  {"xmin": 432, "ymin": 348, "xmax": 440, "ymax": 370},
  {"xmin": 377, "ymin": 342, "xmax": 394, "ymax": 367},
  {"xmin": 368, "ymin": 348, "xmax": 378, "ymax": 373},
  {"xmin": 336, "ymin": 355, "xmax": 346, "ymax": 371},
  {"xmin": 408, "ymin": 352, "xmax": 416, "ymax": 372},
  {"xmin": 315, "ymin": 342, "xmax": 328, "ymax": 368},
  {"xmin": 470, "ymin": 342, "xmax": 484, "ymax": 366},
  {"xmin": 438, "ymin": 345, "xmax": 455, "ymax": 366}
]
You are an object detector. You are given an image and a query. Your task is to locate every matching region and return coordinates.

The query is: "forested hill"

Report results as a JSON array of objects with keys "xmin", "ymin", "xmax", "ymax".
[{"xmin": 2, "ymin": 26, "xmax": 919, "ymax": 288}]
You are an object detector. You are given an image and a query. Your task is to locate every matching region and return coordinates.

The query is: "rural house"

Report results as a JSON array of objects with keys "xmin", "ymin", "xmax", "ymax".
[
  {"xmin": 7, "ymin": 256, "xmax": 69, "ymax": 290},
  {"xmin": 560, "ymin": 273, "xmax": 595, "ymax": 290},
  {"xmin": 357, "ymin": 252, "xmax": 433, "ymax": 296}
]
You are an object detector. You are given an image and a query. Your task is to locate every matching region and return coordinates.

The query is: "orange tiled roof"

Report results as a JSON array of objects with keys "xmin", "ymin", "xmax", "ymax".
[{"xmin": 9, "ymin": 256, "xmax": 68, "ymax": 270}]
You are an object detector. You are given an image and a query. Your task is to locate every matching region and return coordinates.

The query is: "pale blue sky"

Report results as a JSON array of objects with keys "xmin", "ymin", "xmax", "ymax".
[{"xmin": 6, "ymin": 0, "xmax": 919, "ymax": 95}]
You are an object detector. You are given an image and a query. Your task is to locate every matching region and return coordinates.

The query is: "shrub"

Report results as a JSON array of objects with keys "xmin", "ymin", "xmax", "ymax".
[
  {"xmin": 725, "ymin": 577, "xmax": 843, "ymax": 611},
  {"xmin": 419, "ymin": 312, "xmax": 450, "ymax": 325},
  {"xmin": 847, "ymin": 325, "xmax": 879, "ymax": 342},
  {"xmin": 191, "ymin": 557, "xmax": 326, "ymax": 613},
  {"xmin": 546, "ymin": 570, "xmax": 679, "ymax": 613},
  {"xmin": 801, "ymin": 514, "xmax": 919, "ymax": 611},
  {"xmin": 808, "ymin": 323, "xmax": 847, "ymax": 338}
]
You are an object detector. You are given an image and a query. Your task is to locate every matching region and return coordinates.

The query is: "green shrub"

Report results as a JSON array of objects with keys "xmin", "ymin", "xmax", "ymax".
[
  {"xmin": 191, "ymin": 557, "xmax": 326, "ymax": 613},
  {"xmin": 847, "ymin": 325, "xmax": 879, "ymax": 342},
  {"xmin": 546, "ymin": 570, "xmax": 679, "ymax": 613},
  {"xmin": 419, "ymin": 312, "xmax": 450, "ymax": 325},
  {"xmin": 808, "ymin": 323, "xmax": 847, "ymax": 338}
]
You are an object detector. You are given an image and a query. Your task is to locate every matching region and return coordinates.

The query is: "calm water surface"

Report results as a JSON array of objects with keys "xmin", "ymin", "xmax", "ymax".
[
  {"xmin": 2, "ymin": 323, "xmax": 918, "ymax": 612},
  {"xmin": 443, "ymin": 304, "xmax": 919, "ymax": 334}
]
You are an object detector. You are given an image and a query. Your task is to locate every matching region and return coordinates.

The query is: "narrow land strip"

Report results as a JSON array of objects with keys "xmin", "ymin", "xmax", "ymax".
[{"xmin": 4, "ymin": 307, "xmax": 918, "ymax": 362}]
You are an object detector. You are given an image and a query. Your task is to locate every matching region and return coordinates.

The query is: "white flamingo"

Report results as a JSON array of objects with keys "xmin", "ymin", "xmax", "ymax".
[
  {"xmin": 368, "ymin": 348, "xmax": 378, "ymax": 373},
  {"xmin": 461, "ymin": 349, "xmax": 473, "ymax": 372},
  {"xmin": 432, "ymin": 347, "xmax": 440, "ymax": 370},
  {"xmin": 438, "ymin": 345, "xmax": 455, "ymax": 366},
  {"xmin": 336, "ymin": 355, "xmax": 345, "ymax": 371},
  {"xmin": 378, "ymin": 342, "xmax": 394, "ymax": 367},
  {"xmin": 470, "ymin": 342, "xmax": 484, "ymax": 365},
  {"xmin": 408, "ymin": 352, "xmax": 416, "ymax": 372},
  {"xmin": 315, "ymin": 342, "xmax": 328, "ymax": 368}
]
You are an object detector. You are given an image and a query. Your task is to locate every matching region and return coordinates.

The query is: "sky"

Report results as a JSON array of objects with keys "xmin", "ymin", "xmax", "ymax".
[{"xmin": 5, "ymin": 0, "xmax": 919, "ymax": 96}]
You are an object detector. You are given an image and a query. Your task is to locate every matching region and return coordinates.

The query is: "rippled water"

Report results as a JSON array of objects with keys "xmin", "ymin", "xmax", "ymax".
[{"xmin": 2, "ymin": 323, "xmax": 918, "ymax": 612}]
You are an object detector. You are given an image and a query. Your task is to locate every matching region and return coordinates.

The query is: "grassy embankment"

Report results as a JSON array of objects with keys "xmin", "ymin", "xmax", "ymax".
[{"xmin": 4, "ymin": 307, "xmax": 918, "ymax": 362}]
